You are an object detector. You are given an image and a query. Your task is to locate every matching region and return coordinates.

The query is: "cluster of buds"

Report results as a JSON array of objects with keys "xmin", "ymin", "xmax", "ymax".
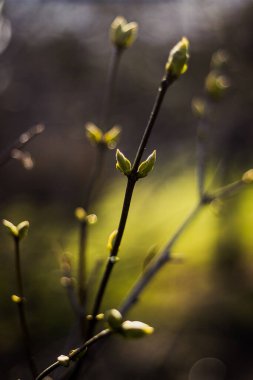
[
  {"xmin": 205, "ymin": 49, "xmax": 230, "ymax": 101},
  {"xmin": 105, "ymin": 309, "xmax": 154, "ymax": 339},
  {"xmin": 116, "ymin": 149, "xmax": 156, "ymax": 179},
  {"xmin": 85, "ymin": 123, "xmax": 121, "ymax": 150},
  {"xmin": 74, "ymin": 207, "xmax": 97, "ymax": 225}
]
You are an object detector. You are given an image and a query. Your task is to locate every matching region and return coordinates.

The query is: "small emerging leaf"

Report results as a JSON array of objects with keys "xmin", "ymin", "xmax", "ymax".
[
  {"xmin": 103, "ymin": 126, "xmax": 121, "ymax": 149},
  {"xmin": 107, "ymin": 229, "xmax": 118, "ymax": 251},
  {"xmin": 116, "ymin": 149, "xmax": 132, "ymax": 175},
  {"xmin": 3, "ymin": 219, "xmax": 29, "ymax": 240},
  {"xmin": 85, "ymin": 123, "xmax": 103, "ymax": 145},
  {"xmin": 137, "ymin": 150, "xmax": 156, "ymax": 178}
]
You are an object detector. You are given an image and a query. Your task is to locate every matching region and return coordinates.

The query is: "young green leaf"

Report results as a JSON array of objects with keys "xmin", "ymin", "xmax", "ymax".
[
  {"xmin": 120, "ymin": 320, "xmax": 154, "ymax": 338},
  {"xmin": 116, "ymin": 149, "xmax": 132, "ymax": 175},
  {"xmin": 85, "ymin": 122, "xmax": 103, "ymax": 145},
  {"xmin": 137, "ymin": 150, "xmax": 156, "ymax": 178}
]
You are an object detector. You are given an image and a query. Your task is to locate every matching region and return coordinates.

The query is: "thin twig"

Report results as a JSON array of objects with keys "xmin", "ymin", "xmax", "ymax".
[
  {"xmin": 14, "ymin": 237, "xmax": 38, "ymax": 378},
  {"xmin": 119, "ymin": 202, "xmax": 202, "ymax": 315},
  {"xmin": 0, "ymin": 124, "xmax": 45, "ymax": 168},
  {"xmin": 86, "ymin": 72, "xmax": 176, "ymax": 339},
  {"xmin": 35, "ymin": 329, "xmax": 111, "ymax": 380}
]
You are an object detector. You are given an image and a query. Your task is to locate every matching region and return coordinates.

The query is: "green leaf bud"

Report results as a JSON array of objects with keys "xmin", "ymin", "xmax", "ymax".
[
  {"xmin": 137, "ymin": 150, "xmax": 156, "ymax": 178},
  {"xmin": 116, "ymin": 149, "xmax": 132, "ymax": 175},
  {"xmin": 121, "ymin": 320, "xmax": 154, "ymax": 338},
  {"xmin": 242, "ymin": 169, "xmax": 253, "ymax": 184},
  {"xmin": 57, "ymin": 355, "xmax": 70, "ymax": 367},
  {"xmin": 205, "ymin": 71, "xmax": 230, "ymax": 100},
  {"xmin": 103, "ymin": 125, "xmax": 121, "ymax": 149},
  {"xmin": 107, "ymin": 229, "xmax": 118, "ymax": 251},
  {"xmin": 11, "ymin": 294, "xmax": 22, "ymax": 303},
  {"xmin": 86, "ymin": 213, "xmax": 98, "ymax": 225},
  {"xmin": 105, "ymin": 308, "xmax": 123, "ymax": 330},
  {"xmin": 191, "ymin": 97, "xmax": 206, "ymax": 118},
  {"xmin": 110, "ymin": 16, "xmax": 138, "ymax": 49},
  {"xmin": 3, "ymin": 219, "xmax": 19, "ymax": 237},
  {"xmin": 74, "ymin": 207, "xmax": 87, "ymax": 222},
  {"xmin": 85, "ymin": 122, "xmax": 103, "ymax": 145},
  {"xmin": 165, "ymin": 37, "xmax": 190, "ymax": 79},
  {"xmin": 17, "ymin": 221, "xmax": 29, "ymax": 240},
  {"xmin": 3, "ymin": 219, "xmax": 29, "ymax": 240}
]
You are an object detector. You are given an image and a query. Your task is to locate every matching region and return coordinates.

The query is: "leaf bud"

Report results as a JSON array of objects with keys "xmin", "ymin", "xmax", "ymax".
[
  {"xmin": 103, "ymin": 125, "xmax": 121, "ymax": 149},
  {"xmin": 11, "ymin": 294, "xmax": 22, "ymax": 303},
  {"xmin": 242, "ymin": 169, "xmax": 253, "ymax": 184},
  {"xmin": 57, "ymin": 355, "xmax": 70, "ymax": 367},
  {"xmin": 86, "ymin": 213, "xmax": 98, "ymax": 225},
  {"xmin": 205, "ymin": 71, "xmax": 230, "ymax": 100},
  {"xmin": 85, "ymin": 123, "xmax": 103, "ymax": 145},
  {"xmin": 110, "ymin": 16, "xmax": 138, "ymax": 49},
  {"xmin": 105, "ymin": 308, "xmax": 123, "ymax": 330},
  {"xmin": 121, "ymin": 320, "xmax": 154, "ymax": 338},
  {"xmin": 137, "ymin": 150, "xmax": 156, "ymax": 178},
  {"xmin": 107, "ymin": 229, "xmax": 118, "ymax": 251},
  {"xmin": 165, "ymin": 37, "xmax": 190, "ymax": 79},
  {"xmin": 210, "ymin": 49, "xmax": 229, "ymax": 70},
  {"xmin": 116, "ymin": 149, "xmax": 132, "ymax": 175},
  {"xmin": 191, "ymin": 97, "xmax": 206, "ymax": 118},
  {"xmin": 74, "ymin": 207, "xmax": 87, "ymax": 222}
]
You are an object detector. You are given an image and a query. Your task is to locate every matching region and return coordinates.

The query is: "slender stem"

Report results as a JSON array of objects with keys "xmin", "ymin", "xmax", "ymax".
[
  {"xmin": 100, "ymin": 47, "xmax": 123, "ymax": 132},
  {"xmin": 120, "ymin": 202, "xmax": 202, "ymax": 315},
  {"xmin": 35, "ymin": 329, "xmax": 111, "ymax": 380},
  {"xmin": 87, "ymin": 72, "xmax": 175, "ymax": 339},
  {"xmin": 0, "ymin": 124, "xmax": 45, "ymax": 168},
  {"xmin": 14, "ymin": 237, "xmax": 38, "ymax": 378}
]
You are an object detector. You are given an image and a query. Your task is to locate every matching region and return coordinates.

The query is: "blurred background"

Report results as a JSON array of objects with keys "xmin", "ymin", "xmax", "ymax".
[{"xmin": 1, "ymin": 0, "xmax": 253, "ymax": 379}]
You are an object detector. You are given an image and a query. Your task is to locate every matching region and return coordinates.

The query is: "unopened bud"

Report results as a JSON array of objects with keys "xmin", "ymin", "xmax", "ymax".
[
  {"xmin": 121, "ymin": 320, "xmax": 154, "ymax": 338},
  {"xmin": 116, "ymin": 149, "xmax": 132, "ymax": 175},
  {"xmin": 205, "ymin": 71, "xmax": 230, "ymax": 100},
  {"xmin": 105, "ymin": 309, "xmax": 123, "ymax": 330},
  {"xmin": 242, "ymin": 169, "xmax": 253, "ymax": 184},
  {"xmin": 165, "ymin": 37, "xmax": 190, "ymax": 79},
  {"xmin": 57, "ymin": 355, "xmax": 70, "ymax": 367},
  {"xmin": 74, "ymin": 207, "xmax": 87, "ymax": 222},
  {"xmin": 86, "ymin": 214, "xmax": 98, "ymax": 225},
  {"xmin": 110, "ymin": 16, "xmax": 138, "ymax": 49},
  {"xmin": 191, "ymin": 97, "xmax": 206, "ymax": 118},
  {"xmin": 211, "ymin": 49, "xmax": 229, "ymax": 70},
  {"xmin": 137, "ymin": 150, "xmax": 156, "ymax": 178},
  {"xmin": 11, "ymin": 294, "xmax": 22, "ymax": 303}
]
